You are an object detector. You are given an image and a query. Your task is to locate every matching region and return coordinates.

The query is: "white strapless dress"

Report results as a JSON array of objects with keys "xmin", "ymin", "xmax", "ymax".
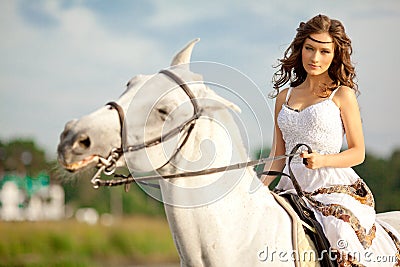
[{"xmin": 275, "ymin": 87, "xmax": 400, "ymax": 266}]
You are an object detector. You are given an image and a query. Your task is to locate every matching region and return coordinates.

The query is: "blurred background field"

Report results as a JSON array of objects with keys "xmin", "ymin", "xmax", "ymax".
[
  {"xmin": 0, "ymin": 138, "xmax": 180, "ymax": 266},
  {"xmin": 0, "ymin": 216, "xmax": 179, "ymax": 267}
]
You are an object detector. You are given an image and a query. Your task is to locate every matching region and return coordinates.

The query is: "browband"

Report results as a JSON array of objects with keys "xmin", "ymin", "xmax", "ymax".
[{"xmin": 307, "ymin": 35, "xmax": 333, "ymax": 44}]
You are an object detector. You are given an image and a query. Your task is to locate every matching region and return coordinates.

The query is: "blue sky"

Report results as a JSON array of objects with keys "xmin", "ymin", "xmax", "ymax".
[{"xmin": 1, "ymin": 0, "xmax": 399, "ymax": 159}]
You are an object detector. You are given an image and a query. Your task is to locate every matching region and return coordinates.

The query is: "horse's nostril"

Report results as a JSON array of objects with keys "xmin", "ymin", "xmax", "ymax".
[{"xmin": 77, "ymin": 134, "xmax": 91, "ymax": 149}]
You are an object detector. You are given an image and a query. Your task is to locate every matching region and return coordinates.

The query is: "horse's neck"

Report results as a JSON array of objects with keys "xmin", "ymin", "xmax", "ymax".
[
  {"xmin": 158, "ymin": 107, "xmax": 281, "ymax": 213},
  {"xmin": 161, "ymin": 108, "xmax": 257, "ymax": 191},
  {"xmin": 158, "ymin": 109, "xmax": 294, "ymax": 266}
]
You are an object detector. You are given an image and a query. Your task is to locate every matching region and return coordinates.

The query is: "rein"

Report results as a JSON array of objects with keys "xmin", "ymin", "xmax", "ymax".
[{"xmin": 90, "ymin": 68, "xmax": 311, "ymax": 196}]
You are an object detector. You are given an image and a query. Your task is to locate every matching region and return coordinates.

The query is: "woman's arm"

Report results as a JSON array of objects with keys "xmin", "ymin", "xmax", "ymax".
[
  {"xmin": 262, "ymin": 89, "xmax": 288, "ymax": 186},
  {"xmin": 301, "ymin": 86, "xmax": 365, "ymax": 169}
]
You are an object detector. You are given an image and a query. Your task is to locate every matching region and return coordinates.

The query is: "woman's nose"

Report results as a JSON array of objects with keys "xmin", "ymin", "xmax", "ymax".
[{"xmin": 311, "ymin": 51, "xmax": 321, "ymax": 63}]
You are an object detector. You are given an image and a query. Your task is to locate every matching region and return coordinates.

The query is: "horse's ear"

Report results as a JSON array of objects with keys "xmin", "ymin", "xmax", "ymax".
[{"xmin": 170, "ymin": 38, "xmax": 200, "ymax": 67}]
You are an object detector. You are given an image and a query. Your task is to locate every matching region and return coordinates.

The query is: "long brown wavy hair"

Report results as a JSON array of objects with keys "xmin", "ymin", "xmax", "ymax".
[{"xmin": 270, "ymin": 14, "xmax": 358, "ymax": 98}]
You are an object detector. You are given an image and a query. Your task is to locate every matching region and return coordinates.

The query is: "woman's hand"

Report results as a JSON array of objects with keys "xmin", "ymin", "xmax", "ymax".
[{"xmin": 300, "ymin": 151, "xmax": 326, "ymax": 169}]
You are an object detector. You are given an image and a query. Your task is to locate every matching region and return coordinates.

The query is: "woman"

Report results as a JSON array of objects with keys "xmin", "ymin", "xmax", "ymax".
[{"xmin": 262, "ymin": 14, "xmax": 400, "ymax": 266}]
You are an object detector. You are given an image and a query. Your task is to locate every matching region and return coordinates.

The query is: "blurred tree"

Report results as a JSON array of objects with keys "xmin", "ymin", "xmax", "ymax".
[
  {"xmin": 253, "ymin": 147, "xmax": 282, "ymax": 189},
  {"xmin": 388, "ymin": 149, "xmax": 400, "ymax": 189},
  {"xmin": 383, "ymin": 149, "xmax": 400, "ymax": 211},
  {"xmin": 0, "ymin": 139, "xmax": 49, "ymax": 176},
  {"xmin": 354, "ymin": 153, "xmax": 390, "ymax": 212}
]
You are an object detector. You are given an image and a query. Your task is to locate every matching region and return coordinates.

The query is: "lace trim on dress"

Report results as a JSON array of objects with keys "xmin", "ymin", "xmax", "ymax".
[
  {"xmin": 304, "ymin": 179, "xmax": 377, "ymax": 249},
  {"xmin": 307, "ymin": 197, "xmax": 377, "ymax": 249},
  {"xmin": 306, "ymin": 179, "xmax": 375, "ymax": 207},
  {"xmin": 284, "ymin": 86, "xmax": 340, "ymax": 113},
  {"xmin": 278, "ymin": 87, "xmax": 344, "ymax": 157}
]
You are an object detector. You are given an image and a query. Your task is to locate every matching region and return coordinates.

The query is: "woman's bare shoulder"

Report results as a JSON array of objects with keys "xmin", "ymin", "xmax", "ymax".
[
  {"xmin": 276, "ymin": 87, "xmax": 290, "ymax": 103},
  {"xmin": 333, "ymin": 86, "xmax": 358, "ymax": 108}
]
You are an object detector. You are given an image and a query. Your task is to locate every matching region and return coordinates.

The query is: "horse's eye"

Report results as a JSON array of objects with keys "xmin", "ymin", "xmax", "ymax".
[
  {"xmin": 157, "ymin": 108, "xmax": 168, "ymax": 116},
  {"xmin": 156, "ymin": 108, "xmax": 171, "ymax": 121}
]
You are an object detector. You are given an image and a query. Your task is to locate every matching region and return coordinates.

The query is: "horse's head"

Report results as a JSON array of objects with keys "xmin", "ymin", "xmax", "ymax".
[{"xmin": 57, "ymin": 39, "xmax": 239, "ymax": 175}]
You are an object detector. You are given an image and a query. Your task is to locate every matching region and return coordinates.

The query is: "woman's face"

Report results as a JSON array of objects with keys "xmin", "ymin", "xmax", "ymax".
[{"xmin": 301, "ymin": 32, "xmax": 335, "ymax": 77}]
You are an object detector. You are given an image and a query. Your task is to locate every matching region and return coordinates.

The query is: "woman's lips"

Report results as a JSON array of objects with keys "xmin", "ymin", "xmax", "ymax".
[{"xmin": 309, "ymin": 64, "xmax": 320, "ymax": 69}]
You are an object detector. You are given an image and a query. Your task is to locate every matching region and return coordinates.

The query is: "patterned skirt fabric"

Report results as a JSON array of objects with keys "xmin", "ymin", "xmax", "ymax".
[{"xmin": 276, "ymin": 164, "xmax": 400, "ymax": 267}]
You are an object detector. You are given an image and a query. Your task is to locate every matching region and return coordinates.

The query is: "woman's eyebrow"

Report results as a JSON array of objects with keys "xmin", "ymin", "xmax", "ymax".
[{"xmin": 304, "ymin": 41, "xmax": 332, "ymax": 51}]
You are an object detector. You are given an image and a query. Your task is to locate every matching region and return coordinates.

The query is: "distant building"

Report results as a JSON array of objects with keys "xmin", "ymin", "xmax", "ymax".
[{"xmin": 0, "ymin": 174, "xmax": 65, "ymax": 221}]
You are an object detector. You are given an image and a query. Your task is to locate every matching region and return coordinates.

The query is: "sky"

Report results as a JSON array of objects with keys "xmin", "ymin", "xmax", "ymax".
[{"xmin": 1, "ymin": 0, "xmax": 399, "ymax": 159}]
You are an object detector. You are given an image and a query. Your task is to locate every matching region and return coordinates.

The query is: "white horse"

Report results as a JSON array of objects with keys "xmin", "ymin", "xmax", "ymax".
[{"xmin": 58, "ymin": 39, "xmax": 400, "ymax": 266}]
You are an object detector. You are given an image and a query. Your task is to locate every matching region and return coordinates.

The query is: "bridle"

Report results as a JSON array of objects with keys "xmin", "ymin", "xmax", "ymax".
[
  {"xmin": 90, "ymin": 69, "xmax": 202, "ymax": 190},
  {"xmin": 90, "ymin": 68, "xmax": 311, "ymax": 197},
  {"xmin": 111, "ymin": 69, "xmax": 202, "ymax": 155}
]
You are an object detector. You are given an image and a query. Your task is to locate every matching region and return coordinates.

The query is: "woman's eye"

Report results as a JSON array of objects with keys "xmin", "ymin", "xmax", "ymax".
[
  {"xmin": 321, "ymin": 50, "xmax": 331, "ymax": 54},
  {"xmin": 305, "ymin": 46, "xmax": 313, "ymax": 51}
]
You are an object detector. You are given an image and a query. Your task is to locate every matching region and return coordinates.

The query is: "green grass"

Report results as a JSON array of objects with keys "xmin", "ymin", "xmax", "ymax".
[{"xmin": 0, "ymin": 216, "xmax": 179, "ymax": 267}]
